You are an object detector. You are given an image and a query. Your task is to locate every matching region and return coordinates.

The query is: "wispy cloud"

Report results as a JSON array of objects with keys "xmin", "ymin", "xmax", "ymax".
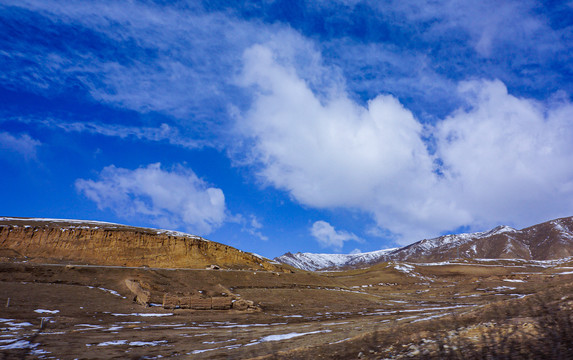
[
  {"xmin": 47, "ymin": 119, "xmax": 204, "ymax": 149},
  {"xmin": 0, "ymin": 131, "xmax": 41, "ymax": 160},
  {"xmin": 1, "ymin": 116, "xmax": 206, "ymax": 149},
  {"xmin": 1, "ymin": 1, "xmax": 277, "ymax": 123},
  {"xmin": 3, "ymin": 0, "xmax": 573, "ymax": 247},
  {"xmin": 75, "ymin": 163, "xmax": 226, "ymax": 235},
  {"xmin": 231, "ymin": 214, "xmax": 269, "ymax": 241}
]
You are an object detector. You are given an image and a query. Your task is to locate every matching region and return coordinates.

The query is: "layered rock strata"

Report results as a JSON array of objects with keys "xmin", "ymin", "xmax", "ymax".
[{"xmin": 0, "ymin": 217, "xmax": 288, "ymax": 272}]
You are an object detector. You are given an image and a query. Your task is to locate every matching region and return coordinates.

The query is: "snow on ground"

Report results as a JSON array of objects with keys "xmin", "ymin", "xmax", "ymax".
[
  {"xmin": 492, "ymin": 286, "xmax": 517, "ymax": 291},
  {"xmin": 91, "ymin": 339, "xmax": 168, "ymax": 347},
  {"xmin": 0, "ymin": 339, "xmax": 41, "ymax": 350},
  {"xmin": 0, "ymin": 217, "xmax": 119, "ymax": 227},
  {"xmin": 110, "ymin": 313, "xmax": 173, "ymax": 317},
  {"xmin": 34, "ymin": 309, "xmax": 59, "ymax": 314},
  {"xmin": 90, "ymin": 287, "xmax": 125, "ymax": 298},
  {"xmin": 393, "ymin": 263, "xmax": 414, "ymax": 273},
  {"xmin": 0, "ymin": 318, "xmax": 33, "ymax": 328},
  {"xmin": 155, "ymin": 229, "xmax": 203, "ymax": 240},
  {"xmin": 257, "ymin": 330, "xmax": 332, "ymax": 343},
  {"xmin": 189, "ymin": 330, "xmax": 332, "ymax": 355}
]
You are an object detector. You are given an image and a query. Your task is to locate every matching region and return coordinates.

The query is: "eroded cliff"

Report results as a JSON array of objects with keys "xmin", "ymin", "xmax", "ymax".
[{"xmin": 0, "ymin": 217, "xmax": 289, "ymax": 272}]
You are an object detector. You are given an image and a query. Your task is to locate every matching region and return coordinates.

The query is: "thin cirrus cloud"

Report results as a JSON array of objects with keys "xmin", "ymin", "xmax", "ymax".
[
  {"xmin": 1, "ymin": 1, "xmax": 271, "ymax": 122},
  {"xmin": 0, "ymin": 131, "xmax": 41, "ymax": 160},
  {"xmin": 44, "ymin": 120, "xmax": 205, "ymax": 149},
  {"xmin": 2, "ymin": 1, "xmax": 573, "ymax": 248},
  {"xmin": 75, "ymin": 163, "xmax": 226, "ymax": 235}
]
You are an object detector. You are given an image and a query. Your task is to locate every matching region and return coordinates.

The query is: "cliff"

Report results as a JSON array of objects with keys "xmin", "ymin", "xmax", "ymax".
[{"xmin": 0, "ymin": 217, "xmax": 289, "ymax": 272}]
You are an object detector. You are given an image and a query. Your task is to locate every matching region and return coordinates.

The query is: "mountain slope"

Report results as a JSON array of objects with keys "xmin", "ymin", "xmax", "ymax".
[
  {"xmin": 276, "ymin": 248, "xmax": 398, "ymax": 271},
  {"xmin": 0, "ymin": 217, "xmax": 290, "ymax": 272},
  {"xmin": 276, "ymin": 216, "xmax": 573, "ymax": 271}
]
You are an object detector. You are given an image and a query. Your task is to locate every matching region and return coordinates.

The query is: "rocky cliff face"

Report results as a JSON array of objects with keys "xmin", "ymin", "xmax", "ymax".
[{"xmin": 0, "ymin": 217, "xmax": 289, "ymax": 272}]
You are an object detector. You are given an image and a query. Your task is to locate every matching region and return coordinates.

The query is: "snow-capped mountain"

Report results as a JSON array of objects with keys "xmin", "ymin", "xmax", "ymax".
[
  {"xmin": 275, "ymin": 248, "xmax": 398, "ymax": 271},
  {"xmin": 275, "ymin": 217, "xmax": 573, "ymax": 271}
]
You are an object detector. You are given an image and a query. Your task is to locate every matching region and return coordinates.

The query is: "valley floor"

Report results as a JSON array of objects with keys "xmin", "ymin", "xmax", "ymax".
[{"xmin": 2, "ymin": 258, "xmax": 573, "ymax": 359}]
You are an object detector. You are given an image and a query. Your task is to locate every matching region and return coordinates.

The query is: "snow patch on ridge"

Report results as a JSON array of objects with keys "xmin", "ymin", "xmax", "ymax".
[
  {"xmin": 0, "ymin": 217, "xmax": 206, "ymax": 241},
  {"xmin": 275, "ymin": 248, "xmax": 398, "ymax": 271}
]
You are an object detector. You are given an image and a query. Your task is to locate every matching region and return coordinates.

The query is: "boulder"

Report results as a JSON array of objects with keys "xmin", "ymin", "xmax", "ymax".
[
  {"xmin": 232, "ymin": 299, "xmax": 255, "ymax": 311},
  {"xmin": 125, "ymin": 279, "xmax": 150, "ymax": 306}
]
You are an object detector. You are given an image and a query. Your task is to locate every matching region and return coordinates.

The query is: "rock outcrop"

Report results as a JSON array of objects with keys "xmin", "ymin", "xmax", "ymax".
[
  {"xmin": 0, "ymin": 217, "xmax": 289, "ymax": 272},
  {"xmin": 125, "ymin": 279, "xmax": 151, "ymax": 306}
]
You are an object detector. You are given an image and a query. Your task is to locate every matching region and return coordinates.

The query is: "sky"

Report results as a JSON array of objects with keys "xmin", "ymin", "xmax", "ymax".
[{"xmin": 1, "ymin": 0, "xmax": 573, "ymax": 258}]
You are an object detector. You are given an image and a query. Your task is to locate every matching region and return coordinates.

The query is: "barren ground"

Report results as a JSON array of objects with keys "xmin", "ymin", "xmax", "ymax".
[{"xmin": 2, "ymin": 258, "xmax": 573, "ymax": 359}]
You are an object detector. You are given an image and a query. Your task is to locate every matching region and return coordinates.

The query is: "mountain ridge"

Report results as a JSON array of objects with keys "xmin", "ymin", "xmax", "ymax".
[
  {"xmin": 275, "ymin": 216, "xmax": 573, "ymax": 271},
  {"xmin": 0, "ymin": 217, "xmax": 290, "ymax": 272}
]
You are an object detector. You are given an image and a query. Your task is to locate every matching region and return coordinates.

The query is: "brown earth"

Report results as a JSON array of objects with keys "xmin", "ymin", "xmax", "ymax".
[
  {"xmin": 2, "ymin": 217, "xmax": 573, "ymax": 359},
  {"xmin": 0, "ymin": 218, "xmax": 291, "ymax": 272},
  {"xmin": 2, "ymin": 257, "xmax": 573, "ymax": 359}
]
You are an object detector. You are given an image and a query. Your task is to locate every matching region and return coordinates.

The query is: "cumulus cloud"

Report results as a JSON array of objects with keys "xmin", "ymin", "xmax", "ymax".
[
  {"xmin": 310, "ymin": 221, "xmax": 361, "ymax": 250},
  {"xmin": 6, "ymin": 1, "xmax": 573, "ymax": 246},
  {"xmin": 0, "ymin": 131, "xmax": 41, "ymax": 160},
  {"xmin": 75, "ymin": 163, "xmax": 226, "ymax": 235},
  {"xmin": 436, "ymin": 79, "xmax": 573, "ymax": 228},
  {"xmin": 238, "ymin": 44, "xmax": 469, "ymax": 243},
  {"xmin": 238, "ymin": 44, "xmax": 573, "ymax": 244}
]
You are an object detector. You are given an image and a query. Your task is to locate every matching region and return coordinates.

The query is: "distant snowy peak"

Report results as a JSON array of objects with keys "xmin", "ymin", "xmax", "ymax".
[
  {"xmin": 275, "ymin": 248, "xmax": 398, "ymax": 272},
  {"xmin": 408, "ymin": 225, "xmax": 519, "ymax": 252},
  {"xmin": 276, "ymin": 217, "xmax": 573, "ymax": 271},
  {"xmin": 478, "ymin": 225, "xmax": 518, "ymax": 238}
]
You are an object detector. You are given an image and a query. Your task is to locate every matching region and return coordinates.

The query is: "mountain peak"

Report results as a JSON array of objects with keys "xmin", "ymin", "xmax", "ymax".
[{"xmin": 276, "ymin": 217, "xmax": 573, "ymax": 271}]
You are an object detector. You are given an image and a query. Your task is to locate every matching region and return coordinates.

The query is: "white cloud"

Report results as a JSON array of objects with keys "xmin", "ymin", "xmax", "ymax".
[
  {"xmin": 231, "ymin": 213, "xmax": 269, "ymax": 241},
  {"xmin": 75, "ymin": 163, "xmax": 226, "ymax": 235},
  {"xmin": 436, "ymin": 79, "xmax": 573, "ymax": 229},
  {"xmin": 6, "ymin": 1, "xmax": 573, "ymax": 246},
  {"xmin": 44, "ymin": 120, "xmax": 204, "ymax": 149},
  {"xmin": 0, "ymin": 131, "xmax": 41, "ymax": 159},
  {"xmin": 238, "ymin": 44, "xmax": 573, "ymax": 244},
  {"xmin": 1, "ymin": 1, "xmax": 293, "ymax": 123},
  {"xmin": 238, "ymin": 44, "xmax": 469, "ymax": 243},
  {"xmin": 310, "ymin": 221, "xmax": 361, "ymax": 250},
  {"xmin": 362, "ymin": 0, "xmax": 561, "ymax": 58}
]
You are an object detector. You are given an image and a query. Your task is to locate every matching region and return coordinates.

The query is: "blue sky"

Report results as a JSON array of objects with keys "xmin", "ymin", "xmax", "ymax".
[{"xmin": 1, "ymin": 0, "xmax": 573, "ymax": 258}]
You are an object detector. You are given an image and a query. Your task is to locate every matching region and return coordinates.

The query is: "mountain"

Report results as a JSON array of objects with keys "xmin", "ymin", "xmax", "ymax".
[
  {"xmin": 275, "ymin": 216, "xmax": 573, "ymax": 271},
  {"xmin": 0, "ymin": 217, "xmax": 290, "ymax": 272},
  {"xmin": 275, "ymin": 248, "xmax": 398, "ymax": 271}
]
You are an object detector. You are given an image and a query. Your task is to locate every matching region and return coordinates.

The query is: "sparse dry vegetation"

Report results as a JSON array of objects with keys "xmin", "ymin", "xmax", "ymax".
[{"xmin": 3, "ymin": 218, "xmax": 573, "ymax": 359}]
